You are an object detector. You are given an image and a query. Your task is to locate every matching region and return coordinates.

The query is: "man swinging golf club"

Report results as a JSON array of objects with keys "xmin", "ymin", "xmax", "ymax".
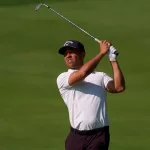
[
  {"xmin": 56, "ymin": 40, "xmax": 125, "ymax": 150},
  {"xmin": 35, "ymin": 3, "xmax": 125, "ymax": 149}
]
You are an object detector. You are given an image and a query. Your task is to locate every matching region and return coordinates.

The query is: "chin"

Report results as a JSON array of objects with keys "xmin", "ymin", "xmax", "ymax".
[{"xmin": 67, "ymin": 65, "xmax": 75, "ymax": 69}]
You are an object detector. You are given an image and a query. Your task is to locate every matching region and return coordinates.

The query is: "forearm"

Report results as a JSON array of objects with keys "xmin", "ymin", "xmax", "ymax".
[
  {"xmin": 68, "ymin": 40, "xmax": 109, "ymax": 86},
  {"xmin": 79, "ymin": 53, "xmax": 104, "ymax": 77},
  {"xmin": 111, "ymin": 61, "xmax": 125, "ymax": 92}
]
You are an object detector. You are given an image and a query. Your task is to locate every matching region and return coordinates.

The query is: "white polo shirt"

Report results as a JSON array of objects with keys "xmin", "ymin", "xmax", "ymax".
[{"xmin": 57, "ymin": 69, "xmax": 113, "ymax": 131}]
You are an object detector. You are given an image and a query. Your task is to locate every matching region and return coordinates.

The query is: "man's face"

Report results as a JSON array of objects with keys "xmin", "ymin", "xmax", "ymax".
[{"xmin": 64, "ymin": 48, "xmax": 85, "ymax": 69}]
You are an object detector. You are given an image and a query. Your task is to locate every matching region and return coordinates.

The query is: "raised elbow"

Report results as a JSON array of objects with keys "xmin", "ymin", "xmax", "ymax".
[{"xmin": 115, "ymin": 86, "xmax": 126, "ymax": 93}]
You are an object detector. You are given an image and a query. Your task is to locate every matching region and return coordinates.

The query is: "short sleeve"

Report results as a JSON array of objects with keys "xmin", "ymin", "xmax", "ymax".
[
  {"xmin": 103, "ymin": 73, "xmax": 113, "ymax": 88},
  {"xmin": 57, "ymin": 72, "xmax": 72, "ymax": 89}
]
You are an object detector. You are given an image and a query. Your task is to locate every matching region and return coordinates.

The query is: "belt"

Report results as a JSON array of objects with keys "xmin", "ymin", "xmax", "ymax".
[{"xmin": 70, "ymin": 126, "xmax": 109, "ymax": 135}]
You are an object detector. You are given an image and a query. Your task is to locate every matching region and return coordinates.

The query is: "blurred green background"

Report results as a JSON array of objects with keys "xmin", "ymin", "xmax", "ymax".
[{"xmin": 0, "ymin": 0, "xmax": 150, "ymax": 149}]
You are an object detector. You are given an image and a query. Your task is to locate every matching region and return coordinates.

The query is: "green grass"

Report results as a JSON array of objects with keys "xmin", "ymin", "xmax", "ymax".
[{"xmin": 0, "ymin": 0, "xmax": 150, "ymax": 149}]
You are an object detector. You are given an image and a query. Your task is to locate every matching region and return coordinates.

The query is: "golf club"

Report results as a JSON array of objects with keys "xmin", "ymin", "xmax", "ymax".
[
  {"xmin": 35, "ymin": 2, "xmax": 119, "ymax": 55},
  {"xmin": 35, "ymin": 3, "xmax": 101, "ymax": 43}
]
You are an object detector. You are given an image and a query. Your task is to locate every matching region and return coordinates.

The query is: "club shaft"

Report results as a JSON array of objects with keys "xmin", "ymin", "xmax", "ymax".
[
  {"xmin": 42, "ymin": 3, "xmax": 99, "ymax": 42},
  {"xmin": 35, "ymin": 3, "xmax": 119, "ymax": 55}
]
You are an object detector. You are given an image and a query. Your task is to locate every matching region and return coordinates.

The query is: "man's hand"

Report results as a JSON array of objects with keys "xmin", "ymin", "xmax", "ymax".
[
  {"xmin": 100, "ymin": 40, "xmax": 110, "ymax": 55},
  {"xmin": 107, "ymin": 45, "xmax": 119, "ymax": 61}
]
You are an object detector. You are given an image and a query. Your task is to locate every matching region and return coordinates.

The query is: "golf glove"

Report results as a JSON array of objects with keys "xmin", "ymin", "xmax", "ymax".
[{"xmin": 107, "ymin": 46, "xmax": 119, "ymax": 61}]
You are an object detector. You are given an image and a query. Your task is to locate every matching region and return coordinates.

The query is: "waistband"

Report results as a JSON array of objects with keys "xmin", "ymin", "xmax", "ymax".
[{"xmin": 70, "ymin": 126, "xmax": 109, "ymax": 135}]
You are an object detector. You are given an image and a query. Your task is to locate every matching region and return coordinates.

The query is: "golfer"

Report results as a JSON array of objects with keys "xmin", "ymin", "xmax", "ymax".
[{"xmin": 56, "ymin": 40, "xmax": 125, "ymax": 150}]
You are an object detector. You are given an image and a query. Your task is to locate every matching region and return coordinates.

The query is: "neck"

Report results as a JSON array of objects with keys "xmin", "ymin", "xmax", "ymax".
[{"xmin": 70, "ymin": 64, "xmax": 83, "ymax": 70}]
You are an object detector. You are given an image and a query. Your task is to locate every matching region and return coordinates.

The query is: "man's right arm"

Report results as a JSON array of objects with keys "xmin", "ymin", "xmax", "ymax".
[{"xmin": 68, "ymin": 40, "xmax": 110, "ymax": 86}]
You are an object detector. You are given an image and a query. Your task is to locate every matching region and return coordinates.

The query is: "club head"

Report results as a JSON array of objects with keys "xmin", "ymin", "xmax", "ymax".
[{"xmin": 35, "ymin": 3, "xmax": 43, "ymax": 11}]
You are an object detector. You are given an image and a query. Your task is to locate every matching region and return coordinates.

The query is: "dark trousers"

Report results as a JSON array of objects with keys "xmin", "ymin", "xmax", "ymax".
[{"xmin": 65, "ymin": 126, "xmax": 110, "ymax": 150}]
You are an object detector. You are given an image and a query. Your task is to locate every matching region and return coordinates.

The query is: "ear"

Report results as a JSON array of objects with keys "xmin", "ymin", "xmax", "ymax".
[{"xmin": 81, "ymin": 52, "xmax": 85, "ymax": 58}]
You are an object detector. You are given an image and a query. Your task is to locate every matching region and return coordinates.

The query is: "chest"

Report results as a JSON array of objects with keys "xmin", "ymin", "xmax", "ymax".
[{"xmin": 74, "ymin": 74, "xmax": 104, "ymax": 95}]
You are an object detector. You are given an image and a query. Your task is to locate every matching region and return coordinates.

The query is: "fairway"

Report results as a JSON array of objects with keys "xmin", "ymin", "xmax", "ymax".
[{"xmin": 0, "ymin": 0, "xmax": 150, "ymax": 150}]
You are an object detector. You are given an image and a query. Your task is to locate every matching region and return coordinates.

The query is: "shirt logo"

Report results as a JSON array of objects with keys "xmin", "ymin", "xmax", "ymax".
[{"xmin": 64, "ymin": 41, "xmax": 73, "ymax": 46}]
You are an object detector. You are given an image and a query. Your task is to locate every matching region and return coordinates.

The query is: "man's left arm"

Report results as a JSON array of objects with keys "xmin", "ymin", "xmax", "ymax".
[
  {"xmin": 106, "ymin": 45, "xmax": 126, "ymax": 93},
  {"xmin": 106, "ymin": 61, "xmax": 126, "ymax": 93}
]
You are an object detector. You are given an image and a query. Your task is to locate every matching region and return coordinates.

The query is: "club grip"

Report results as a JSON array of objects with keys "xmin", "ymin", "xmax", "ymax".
[
  {"xmin": 95, "ymin": 38, "xmax": 101, "ymax": 43},
  {"xmin": 95, "ymin": 38, "xmax": 111, "ymax": 46}
]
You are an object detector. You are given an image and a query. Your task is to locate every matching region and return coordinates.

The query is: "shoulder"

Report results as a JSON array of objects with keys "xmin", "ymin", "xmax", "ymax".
[
  {"xmin": 57, "ymin": 72, "xmax": 68, "ymax": 83},
  {"xmin": 93, "ymin": 71, "xmax": 112, "ymax": 83},
  {"xmin": 93, "ymin": 71, "xmax": 107, "ymax": 77},
  {"xmin": 87, "ymin": 71, "xmax": 108, "ymax": 84},
  {"xmin": 56, "ymin": 71, "xmax": 73, "ymax": 89}
]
